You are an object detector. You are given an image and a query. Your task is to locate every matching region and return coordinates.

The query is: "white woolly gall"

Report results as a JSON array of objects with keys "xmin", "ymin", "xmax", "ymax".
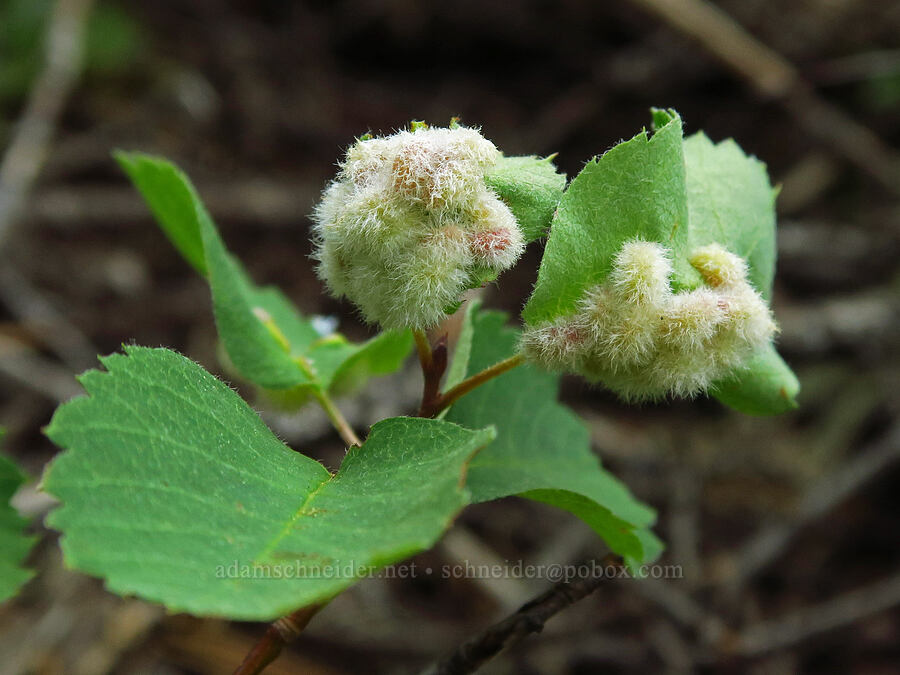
[
  {"xmin": 521, "ymin": 238, "xmax": 779, "ymax": 401},
  {"xmin": 707, "ymin": 286, "xmax": 777, "ymax": 368},
  {"xmin": 519, "ymin": 318, "xmax": 588, "ymax": 372},
  {"xmin": 574, "ymin": 285, "xmax": 616, "ymax": 347},
  {"xmin": 661, "ymin": 288, "xmax": 725, "ymax": 354},
  {"xmin": 689, "ymin": 243, "xmax": 748, "ymax": 289},
  {"xmin": 341, "ymin": 137, "xmax": 394, "ymax": 188},
  {"xmin": 312, "ymin": 124, "xmax": 522, "ymax": 330},
  {"xmin": 595, "ymin": 304, "xmax": 661, "ymax": 369},
  {"xmin": 609, "ymin": 240, "xmax": 673, "ymax": 305},
  {"xmin": 389, "ymin": 128, "xmax": 498, "ymax": 208},
  {"xmin": 467, "ymin": 195, "xmax": 524, "ymax": 270}
]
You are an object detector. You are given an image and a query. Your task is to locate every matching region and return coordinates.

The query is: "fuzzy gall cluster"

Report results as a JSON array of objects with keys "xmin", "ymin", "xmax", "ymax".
[
  {"xmin": 312, "ymin": 124, "xmax": 525, "ymax": 330},
  {"xmin": 521, "ymin": 241, "xmax": 777, "ymax": 400}
]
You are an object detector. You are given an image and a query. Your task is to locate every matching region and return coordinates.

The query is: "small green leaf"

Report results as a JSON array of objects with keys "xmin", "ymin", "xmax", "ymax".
[
  {"xmin": 43, "ymin": 347, "xmax": 494, "ymax": 619},
  {"xmin": 484, "ymin": 155, "xmax": 567, "ymax": 242},
  {"xmin": 328, "ymin": 330, "xmax": 418, "ymax": 396},
  {"xmin": 523, "ymin": 113, "xmax": 693, "ymax": 325},
  {"xmin": 711, "ymin": 343, "xmax": 800, "ymax": 415},
  {"xmin": 436, "ymin": 299, "xmax": 482, "ymax": 421},
  {"xmin": 521, "ymin": 111, "xmax": 797, "ymax": 416},
  {"xmin": 683, "ymin": 131, "xmax": 777, "ymax": 299},
  {"xmin": 115, "ymin": 151, "xmax": 412, "ymax": 397},
  {"xmin": 115, "ymin": 151, "xmax": 208, "ymax": 275},
  {"xmin": 447, "ymin": 311, "xmax": 661, "ymax": 562},
  {"xmin": 0, "ymin": 433, "xmax": 35, "ymax": 602},
  {"xmin": 443, "ymin": 300, "xmax": 481, "ymax": 393},
  {"xmin": 681, "ymin": 132, "xmax": 796, "ymax": 413},
  {"xmin": 201, "ymin": 222, "xmax": 313, "ymax": 390}
]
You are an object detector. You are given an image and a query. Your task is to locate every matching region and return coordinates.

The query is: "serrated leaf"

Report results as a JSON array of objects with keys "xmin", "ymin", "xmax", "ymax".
[
  {"xmin": 523, "ymin": 113, "xmax": 693, "ymax": 325},
  {"xmin": 522, "ymin": 111, "xmax": 797, "ymax": 416},
  {"xmin": 0, "ymin": 434, "xmax": 35, "ymax": 602},
  {"xmin": 679, "ymin": 132, "xmax": 796, "ymax": 412},
  {"xmin": 484, "ymin": 155, "xmax": 567, "ymax": 242},
  {"xmin": 43, "ymin": 346, "xmax": 494, "ymax": 620},
  {"xmin": 446, "ymin": 311, "xmax": 661, "ymax": 562},
  {"xmin": 711, "ymin": 343, "xmax": 800, "ymax": 415},
  {"xmin": 683, "ymin": 131, "xmax": 777, "ymax": 300},
  {"xmin": 651, "ymin": 107, "xmax": 678, "ymax": 131},
  {"xmin": 115, "ymin": 151, "xmax": 412, "ymax": 398}
]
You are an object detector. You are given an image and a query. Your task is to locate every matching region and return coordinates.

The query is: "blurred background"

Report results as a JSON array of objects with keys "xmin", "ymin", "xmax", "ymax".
[{"xmin": 1, "ymin": 0, "xmax": 899, "ymax": 673}]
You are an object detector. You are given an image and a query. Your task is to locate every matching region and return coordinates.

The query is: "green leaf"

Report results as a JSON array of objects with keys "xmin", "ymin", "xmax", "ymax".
[
  {"xmin": 115, "ymin": 151, "xmax": 208, "ymax": 275},
  {"xmin": 679, "ymin": 132, "xmax": 796, "ymax": 412},
  {"xmin": 443, "ymin": 299, "xmax": 481, "ymax": 393},
  {"xmin": 201, "ymin": 225, "xmax": 314, "ymax": 389},
  {"xmin": 521, "ymin": 111, "xmax": 797, "ymax": 416},
  {"xmin": 711, "ymin": 343, "xmax": 800, "ymax": 415},
  {"xmin": 683, "ymin": 131, "xmax": 777, "ymax": 300},
  {"xmin": 0, "ymin": 434, "xmax": 35, "ymax": 602},
  {"xmin": 328, "ymin": 329, "xmax": 418, "ymax": 396},
  {"xmin": 446, "ymin": 311, "xmax": 661, "ymax": 562},
  {"xmin": 484, "ymin": 155, "xmax": 567, "ymax": 242},
  {"xmin": 650, "ymin": 107, "xmax": 678, "ymax": 131},
  {"xmin": 43, "ymin": 346, "xmax": 495, "ymax": 620},
  {"xmin": 523, "ymin": 113, "xmax": 694, "ymax": 325},
  {"xmin": 435, "ymin": 299, "xmax": 481, "ymax": 421},
  {"xmin": 115, "ymin": 151, "xmax": 412, "ymax": 397}
]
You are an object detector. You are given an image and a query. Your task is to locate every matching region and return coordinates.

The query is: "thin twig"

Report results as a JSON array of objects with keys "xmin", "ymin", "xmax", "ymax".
[
  {"xmin": 313, "ymin": 389, "xmax": 361, "ymax": 448},
  {"xmin": 730, "ymin": 423, "xmax": 900, "ymax": 588},
  {"xmin": 422, "ymin": 353, "xmax": 525, "ymax": 418},
  {"xmin": 0, "ymin": 265, "xmax": 96, "ymax": 370},
  {"xmin": 629, "ymin": 0, "xmax": 796, "ymax": 97},
  {"xmin": 232, "ymin": 605, "xmax": 322, "ymax": 675},
  {"xmin": 420, "ymin": 555, "xmax": 623, "ymax": 675},
  {"xmin": 735, "ymin": 570, "xmax": 900, "ymax": 656},
  {"xmin": 0, "ymin": 335, "xmax": 84, "ymax": 402},
  {"xmin": 0, "ymin": 0, "xmax": 95, "ymax": 247},
  {"xmin": 629, "ymin": 0, "xmax": 900, "ymax": 196}
]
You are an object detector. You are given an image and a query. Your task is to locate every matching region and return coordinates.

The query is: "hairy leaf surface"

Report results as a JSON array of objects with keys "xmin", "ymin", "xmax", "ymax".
[
  {"xmin": 523, "ymin": 111, "xmax": 797, "ymax": 415},
  {"xmin": 523, "ymin": 113, "xmax": 693, "ymax": 325},
  {"xmin": 682, "ymin": 131, "xmax": 777, "ymax": 300},
  {"xmin": 484, "ymin": 155, "xmax": 567, "ymax": 242},
  {"xmin": 43, "ymin": 347, "xmax": 494, "ymax": 619}
]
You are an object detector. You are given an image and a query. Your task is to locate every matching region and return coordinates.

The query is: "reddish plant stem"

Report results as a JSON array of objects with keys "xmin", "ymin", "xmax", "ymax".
[
  {"xmin": 232, "ymin": 605, "xmax": 321, "ymax": 675},
  {"xmin": 233, "ymin": 325, "xmax": 522, "ymax": 674},
  {"xmin": 417, "ymin": 333, "xmax": 449, "ymax": 417},
  {"xmin": 423, "ymin": 353, "xmax": 525, "ymax": 418}
]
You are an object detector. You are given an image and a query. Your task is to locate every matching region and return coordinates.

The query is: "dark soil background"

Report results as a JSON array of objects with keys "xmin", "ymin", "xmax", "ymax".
[{"xmin": 1, "ymin": 0, "xmax": 899, "ymax": 673}]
